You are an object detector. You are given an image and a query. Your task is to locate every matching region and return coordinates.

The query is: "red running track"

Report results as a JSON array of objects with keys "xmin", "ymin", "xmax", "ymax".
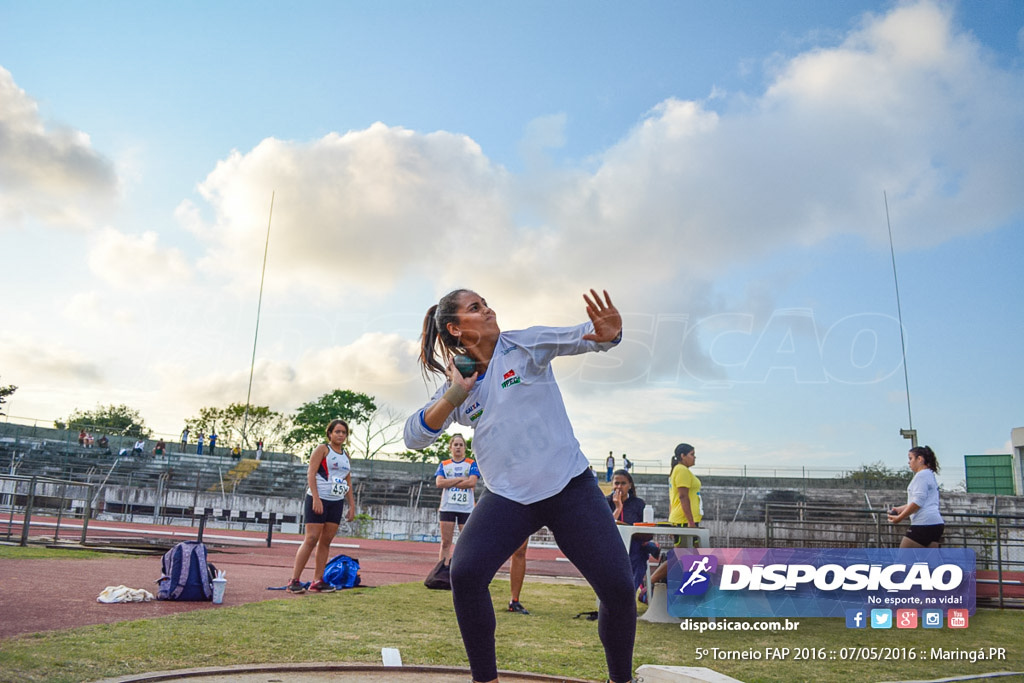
[{"xmin": 0, "ymin": 516, "xmax": 584, "ymax": 639}]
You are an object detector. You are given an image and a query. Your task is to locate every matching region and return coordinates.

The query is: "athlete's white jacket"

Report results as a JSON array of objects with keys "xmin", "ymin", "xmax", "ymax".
[{"xmin": 404, "ymin": 322, "xmax": 618, "ymax": 505}]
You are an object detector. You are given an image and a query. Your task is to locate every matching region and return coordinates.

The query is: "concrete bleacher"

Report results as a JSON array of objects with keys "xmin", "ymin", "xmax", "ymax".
[
  {"xmin": 0, "ymin": 440, "xmax": 255, "ymax": 497},
  {"xmin": 231, "ymin": 459, "xmax": 307, "ymax": 497},
  {"xmin": 2, "ymin": 438, "xmax": 460, "ymax": 514},
  {"xmin": 6, "ymin": 436, "xmax": 1022, "ymax": 528}
]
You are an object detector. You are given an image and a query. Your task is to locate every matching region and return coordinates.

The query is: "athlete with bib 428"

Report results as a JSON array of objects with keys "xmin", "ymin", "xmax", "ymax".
[
  {"xmin": 435, "ymin": 433, "xmax": 480, "ymax": 565},
  {"xmin": 404, "ymin": 288, "xmax": 636, "ymax": 683}
]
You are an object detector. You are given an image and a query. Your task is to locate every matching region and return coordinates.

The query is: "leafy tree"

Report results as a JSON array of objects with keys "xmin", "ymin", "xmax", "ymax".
[
  {"xmin": 183, "ymin": 406, "xmax": 224, "ymax": 439},
  {"xmin": 56, "ymin": 404, "xmax": 151, "ymax": 438},
  {"xmin": 396, "ymin": 432, "xmax": 474, "ymax": 464},
  {"xmin": 285, "ymin": 390, "xmax": 377, "ymax": 458},
  {"xmin": 837, "ymin": 461, "xmax": 913, "ymax": 488},
  {"xmin": 185, "ymin": 403, "xmax": 289, "ymax": 451},
  {"xmin": 0, "ymin": 379, "xmax": 15, "ymax": 416}
]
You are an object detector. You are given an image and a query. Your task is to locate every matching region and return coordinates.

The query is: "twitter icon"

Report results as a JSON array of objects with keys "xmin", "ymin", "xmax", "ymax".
[{"xmin": 870, "ymin": 609, "xmax": 892, "ymax": 629}]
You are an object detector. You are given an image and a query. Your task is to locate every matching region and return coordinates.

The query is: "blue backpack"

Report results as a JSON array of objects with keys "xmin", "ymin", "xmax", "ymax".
[
  {"xmin": 157, "ymin": 541, "xmax": 216, "ymax": 601},
  {"xmin": 323, "ymin": 554, "xmax": 361, "ymax": 589}
]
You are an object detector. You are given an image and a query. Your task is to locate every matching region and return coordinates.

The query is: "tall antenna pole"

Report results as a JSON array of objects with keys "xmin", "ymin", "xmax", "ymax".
[
  {"xmin": 884, "ymin": 191, "xmax": 917, "ymax": 448},
  {"xmin": 242, "ymin": 191, "xmax": 275, "ymax": 449}
]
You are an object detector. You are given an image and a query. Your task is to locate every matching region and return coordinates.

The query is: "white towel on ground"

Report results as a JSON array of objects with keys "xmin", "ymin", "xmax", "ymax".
[{"xmin": 97, "ymin": 585, "xmax": 155, "ymax": 603}]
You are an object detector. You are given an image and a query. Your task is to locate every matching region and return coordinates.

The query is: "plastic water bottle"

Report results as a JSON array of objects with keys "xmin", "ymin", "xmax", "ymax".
[{"xmin": 643, "ymin": 505, "xmax": 654, "ymax": 523}]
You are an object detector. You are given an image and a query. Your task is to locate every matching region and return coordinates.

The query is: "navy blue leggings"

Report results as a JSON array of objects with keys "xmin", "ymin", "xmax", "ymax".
[{"xmin": 450, "ymin": 470, "xmax": 636, "ymax": 682}]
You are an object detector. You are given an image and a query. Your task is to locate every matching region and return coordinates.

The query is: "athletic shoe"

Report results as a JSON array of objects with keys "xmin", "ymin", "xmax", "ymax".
[
  {"xmin": 507, "ymin": 600, "xmax": 530, "ymax": 615},
  {"xmin": 637, "ymin": 585, "xmax": 648, "ymax": 605},
  {"xmin": 286, "ymin": 579, "xmax": 306, "ymax": 594},
  {"xmin": 308, "ymin": 580, "xmax": 336, "ymax": 593}
]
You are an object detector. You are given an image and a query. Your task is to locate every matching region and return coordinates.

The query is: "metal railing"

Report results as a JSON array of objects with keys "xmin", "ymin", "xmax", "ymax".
[
  {"xmin": 0, "ymin": 473, "xmax": 286, "ymax": 548},
  {"xmin": 1, "ymin": 474, "xmax": 96, "ymax": 545}
]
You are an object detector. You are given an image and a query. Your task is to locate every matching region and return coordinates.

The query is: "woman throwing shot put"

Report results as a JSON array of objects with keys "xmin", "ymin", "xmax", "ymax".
[
  {"xmin": 404, "ymin": 288, "xmax": 636, "ymax": 683},
  {"xmin": 888, "ymin": 445, "xmax": 944, "ymax": 548},
  {"xmin": 287, "ymin": 419, "xmax": 356, "ymax": 593}
]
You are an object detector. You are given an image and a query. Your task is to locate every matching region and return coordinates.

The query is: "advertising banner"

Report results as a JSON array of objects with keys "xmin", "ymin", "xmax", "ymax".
[{"xmin": 666, "ymin": 548, "xmax": 976, "ymax": 619}]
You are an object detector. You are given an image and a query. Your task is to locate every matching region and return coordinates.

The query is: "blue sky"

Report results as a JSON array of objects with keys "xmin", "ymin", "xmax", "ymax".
[{"xmin": 1, "ymin": 0, "xmax": 1022, "ymax": 487}]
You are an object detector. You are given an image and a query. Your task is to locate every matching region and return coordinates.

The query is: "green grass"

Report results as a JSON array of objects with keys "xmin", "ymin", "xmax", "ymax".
[
  {"xmin": 0, "ymin": 546, "xmax": 139, "ymax": 561},
  {"xmin": 0, "ymin": 547, "xmax": 1022, "ymax": 682}
]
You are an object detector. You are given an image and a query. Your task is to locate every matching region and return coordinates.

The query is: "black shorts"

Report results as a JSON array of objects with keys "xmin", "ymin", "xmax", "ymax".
[
  {"xmin": 670, "ymin": 523, "xmax": 700, "ymax": 546},
  {"xmin": 304, "ymin": 495, "xmax": 345, "ymax": 525},
  {"xmin": 439, "ymin": 510, "xmax": 471, "ymax": 525},
  {"xmin": 906, "ymin": 524, "xmax": 944, "ymax": 546}
]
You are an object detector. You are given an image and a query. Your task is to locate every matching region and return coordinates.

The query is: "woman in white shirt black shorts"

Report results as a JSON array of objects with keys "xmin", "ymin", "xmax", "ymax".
[
  {"xmin": 888, "ymin": 445, "xmax": 944, "ymax": 548},
  {"xmin": 405, "ymin": 288, "xmax": 635, "ymax": 683}
]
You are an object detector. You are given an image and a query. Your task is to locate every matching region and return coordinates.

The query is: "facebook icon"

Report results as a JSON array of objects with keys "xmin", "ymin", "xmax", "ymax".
[{"xmin": 845, "ymin": 609, "xmax": 867, "ymax": 629}]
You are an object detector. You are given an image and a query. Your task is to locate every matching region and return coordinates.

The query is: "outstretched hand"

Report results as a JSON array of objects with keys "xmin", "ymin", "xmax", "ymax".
[{"xmin": 582, "ymin": 289, "xmax": 622, "ymax": 343}]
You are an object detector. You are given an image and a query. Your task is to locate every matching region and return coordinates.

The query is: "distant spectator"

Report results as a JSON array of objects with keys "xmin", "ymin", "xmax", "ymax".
[
  {"xmin": 98, "ymin": 435, "xmax": 109, "ymax": 451},
  {"xmin": 622, "ymin": 454, "xmax": 632, "ymax": 471},
  {"xmin": 180, "ymin": 427, "xmax": 189, "ymax": 452},
  {"xmin": 132, "ymin": 439, "xmax": 146, "ymax": 457},
  {"xmin": 196, "ymin": 432, "xmax": 205, "ymax": 455},
  {"xmin": 607, "ymin": 469, "xmax": 658, "ymax": 592},
  {"xmin": 606, "ymin": 451, "xmax": 615, "ymax": 482},
  {"xmin": 78, "ymin": 429, "xmax": 86, "ymax": 447},
  {"xmin": 155, "ymin": 439, "xmax": 166, "ymax": 456},
  {"xmin": 84, "ymin": 432, "xmax": 94, "ymax": 448},
  {"xmin": 255, "ymin": 439, "xmax": 264, "ymax": 461},
  {"xmin": 231, "ymin": 445, "xmax": 241, "ymax": 460},
  {"xmin": 208, "ymin": 431, "xmax": 218, "ymax": 456}
]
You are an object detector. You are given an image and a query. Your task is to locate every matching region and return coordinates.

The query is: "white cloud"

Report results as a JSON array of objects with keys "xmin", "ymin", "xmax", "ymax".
[
  {"xmin": 0, "ymin": 66, "xmax": 118, "ymax": 228},
  {"xmin": 86, "ymin": 226, "xmax": 192, "ymax": 290},
  {"xmin": 158, "ymin": 331, "xmax": 424, "ymax": 419},
  {"xmin": 175, "ymin": 2, "xmax": 1023, "ymax": 333},
  {"xmin": 751, "ymin": 1, "xmax": 1024, "ymax": 246},
  {"xmin": 0, "ymin": 333, "xmax": 103, "ymax": 384},
  {"xmin": 546, "ymin": 1, "xmax": 1024, "ymax": 290},
  {"xmin": 185, "ymin": 124, "xmax": 513, "ymax": 299},
  {"xmin": 98, "ymin": 0, "xmax": 1021, "ymax": 443},
  {"xmin": 62, "ymin": 290, "xmax": 136, "ymax": 327}
]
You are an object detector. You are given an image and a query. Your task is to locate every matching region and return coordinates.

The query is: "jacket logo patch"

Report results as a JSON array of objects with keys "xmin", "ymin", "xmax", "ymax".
[{"xmin": 501, "ymin": 369, "xmax": 520, "ymax": 389}]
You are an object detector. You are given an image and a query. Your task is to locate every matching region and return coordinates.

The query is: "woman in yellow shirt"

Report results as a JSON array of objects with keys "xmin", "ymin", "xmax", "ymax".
[
  {"xmin": 645, "ymin": 443, "xmax": 702, "ymax": 601},
  {"xmin": 668, "ymin": 443, "xmax": 701, "ymax": 527}
]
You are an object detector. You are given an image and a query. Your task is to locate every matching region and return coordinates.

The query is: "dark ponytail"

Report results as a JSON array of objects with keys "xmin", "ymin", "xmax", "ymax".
[
  {"xmin": 671, "ymin": 442, "xmax": 694, "ymax": 469},
  {"xmin": 419, "ymin": 289, "xmax": 470, "ymax": 376},
  {"xmin": 910, "ymin": 445, "xmax": 940, "ymax": 473}
]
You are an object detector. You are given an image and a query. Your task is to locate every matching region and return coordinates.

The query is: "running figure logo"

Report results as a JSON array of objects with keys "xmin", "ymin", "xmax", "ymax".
[{"xmin": 676, "ymin": 554, "xmax": 718, "ymax": 596}]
